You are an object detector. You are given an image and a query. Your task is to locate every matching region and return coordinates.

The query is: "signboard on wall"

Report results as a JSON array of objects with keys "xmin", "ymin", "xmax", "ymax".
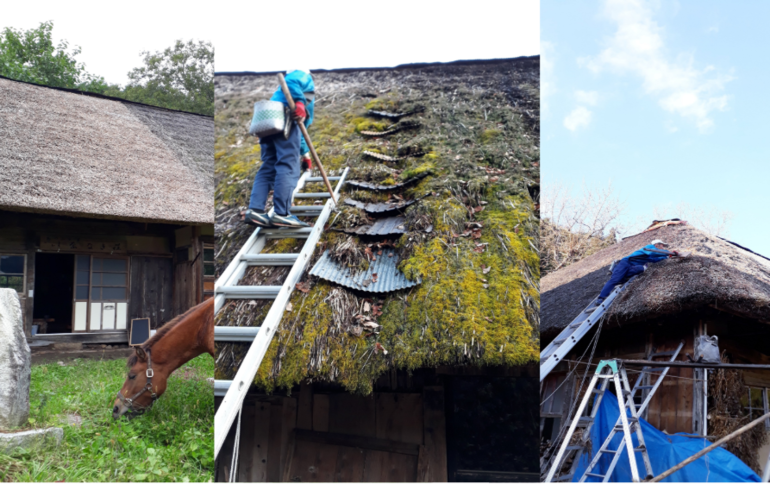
[{"xmin": 40, "ymin": 236, "xmax": 126, "ymax": 254}]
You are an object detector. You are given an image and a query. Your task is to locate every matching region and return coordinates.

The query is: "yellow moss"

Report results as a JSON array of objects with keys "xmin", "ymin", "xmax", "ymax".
[
  {"xmin": 480, "ymin": 128, "xmax": 502, "ymax": 144},
  {"xmin": 351, "ymin": 117, "xmax": 389, "ymax": 133},
  {"xmin": 400, "ymin": 161, "xmax": 436, "ymax": 180}
]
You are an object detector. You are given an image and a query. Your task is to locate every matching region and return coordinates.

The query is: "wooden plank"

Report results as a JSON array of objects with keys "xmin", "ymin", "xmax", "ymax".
[
  {"xmin": 266, "ymin": 403, "xmax": 283, "ymax": 482},
  {"xmin": 297, "ymin": 382, "xmax": 313, "ymax": 430},
  {"xmin": 329, "ymin": 393, "xmax": 376, "ymax": 437},
  {"xmin": 423, "ymin": 386, "xmax": 448, "ymax": 482},
  {"xmin": 238, "ymin": 403, "xmax": 256, "ymax": 481},
  {"xmin": 313, "ymin": 393, "xmax": 330, "ymax": 432},
  {"xmin": 248, "ymin": 401, "xmax": 271, "ymax": 482},
  {"xmin": 375, "ymin": 393, "xmax": 423, "ymax": 445},
  {"xmin": 382, "ymin": 453, "xmax": 418, "ymax": 482},
  {"xmin": 363, "ymin": 449, "xmax": 386, "ymax": 482},
  {"xmin": 416, "ymin": 445, "xmax": 429, "ymax": 482},
  {"xmin": 281, "ymin": 430, "xmax": 297, "ymax": 482},
  {"xmin": 294, "ymin": 429, "xmax": 420, "ymax": 456},
  {"xmin": 28, "ymin": 331, "xmax": 128, "ymax": 344},
  {"xmin": 334, "ymin": 445, "xmax": 366, "ymax": 481},
  {"xmin": 311, "ymin": 442, "xmax": 340, "ymax": 482},
  {"xmin": 280, "ymin": 397, "xmax": 297, "ymax": 476}
]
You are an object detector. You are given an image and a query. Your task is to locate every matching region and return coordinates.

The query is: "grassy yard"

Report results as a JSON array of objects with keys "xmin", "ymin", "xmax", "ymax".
[{"xmin": 0, "ymin": 353, "xmax": 214, "ymax": 482}]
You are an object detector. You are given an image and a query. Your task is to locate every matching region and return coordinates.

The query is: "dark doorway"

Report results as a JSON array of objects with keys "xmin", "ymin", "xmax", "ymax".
[
  {"xmin": 33, "ymin": 253, "xmax": 75, "ymax": 333},
  {"xmin": 446, "ymin": 375, "xmax": 540, "ymax": 482}
]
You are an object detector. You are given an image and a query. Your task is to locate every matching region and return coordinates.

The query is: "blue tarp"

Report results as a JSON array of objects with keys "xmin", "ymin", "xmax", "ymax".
[{"xmin": 573, "ymin": 393, "xmax": 760, "ymax": 482}]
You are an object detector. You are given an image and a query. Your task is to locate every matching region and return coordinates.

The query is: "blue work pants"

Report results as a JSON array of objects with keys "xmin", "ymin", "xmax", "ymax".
[
  {"xmin": 249, "ymin": 123, "xmax": 301, "ymax": 216},
  {"xmin": 598, "ymin": 259, "xmax": 645, "ymax": 299}
]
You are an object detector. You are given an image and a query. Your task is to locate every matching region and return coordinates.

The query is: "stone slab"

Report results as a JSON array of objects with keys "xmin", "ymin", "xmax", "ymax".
[{"xmin": 0, "ymin": 427, "xmax": 63, "ymax": 453}]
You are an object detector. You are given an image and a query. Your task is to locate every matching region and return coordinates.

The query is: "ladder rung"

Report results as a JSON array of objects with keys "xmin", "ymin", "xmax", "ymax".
[
  {"xmin": 307, "ymin": 176, "xmax": 341, "ymax": 182},
  {"xmin": 636, "ymin": 385, "xmax": 654, "ymax": 389},
  {"xmin": 294, "ymin": 192, "xmax": 331, "ymax": 199},
  {"xmin": 262, "ymin": 227, "xmax": 313, "ymax": 238},
  {"xmin": 599, "ymin": 448, "xmax": 617, "ymax": 454},
  {"xmin": 290, "ymin": 205, "xmax": 325, "ymax": 214},
  {"xmin": 241, "ymin": 253, "xmax": 300, "ymax": 265},
  {"xmin": 635, "ymin": 445, "xmax": 646, "ymax": 452},
  {"xmin": 565, "ymin": 445, "xmax": 584, "ymax": 451},
  {"xmin": 214, "ymin": 326, "xmax": 261, "ymax": 342},
  {"xmin": 586, "ymin": 473, "xmax": 605, "ymax": 478},
  {"xmin": 216, "ymin": 286, "xmax": 282, "ymax": 299},
  {"xmin": 214, "ymin": 380, "xmax": 231, "ymax": 397},
  {"xmin": 578, "ymin": 417, "xmax": 594, "ymax": 426}
]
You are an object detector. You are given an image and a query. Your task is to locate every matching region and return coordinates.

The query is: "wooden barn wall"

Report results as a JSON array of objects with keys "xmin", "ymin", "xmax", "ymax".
[
  {"xmin": 0, "ymin": 210, "xmax": 211, "ymax": 336},
  {"xmin": 129, "ymin": 256, "xmax": 173, "ymax": 329},
  {"xmin": 216, "ymin": 384, "xmax": 447, "ymax": 482}
]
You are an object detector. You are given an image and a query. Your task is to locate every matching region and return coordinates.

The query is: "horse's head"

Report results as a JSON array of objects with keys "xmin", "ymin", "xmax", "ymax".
[{"xmin": 113, "ymin": 346, "xmax": 168, "ymax": 419}]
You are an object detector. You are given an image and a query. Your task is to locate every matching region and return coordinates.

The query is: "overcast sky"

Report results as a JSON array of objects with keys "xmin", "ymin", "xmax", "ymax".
[
  {"xmin": 212, "ymin": 0, "xmax": 539, "ymax": 72},
  {"xmin": 2, "ymin": 1, "xmax": 213, "ymax": 85},
  {"xmin": 542, "ymin": 0, "xmax": 770, "ymax": 256},
  {"xmin": 3, "ymin": 1, "xmax": 539, "ymax": 84}
]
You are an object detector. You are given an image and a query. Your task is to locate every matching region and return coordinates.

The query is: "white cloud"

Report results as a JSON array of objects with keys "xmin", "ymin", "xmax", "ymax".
[
  {"xmin": 541, "ymin": 41, "xmax": 556, "ymax": 114},
  {"xmin": 564, "ymin": 106, "xmax": 593, "ymax": 131},
  {"xmin": 575, "ymin": 90, "xmax": 599, "ymax": 106},
  {"xmin": 582, "ymin": 0, "xmax": 733, "ymax": 132}
]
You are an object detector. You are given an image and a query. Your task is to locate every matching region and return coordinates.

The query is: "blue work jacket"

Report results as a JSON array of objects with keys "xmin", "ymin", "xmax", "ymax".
[
  {"xmin": 271, "ymin": 70, "xmax": 315, "ymax": 155},
  {"xmin": 623, "ymin": 244, "xmax": 671, "ymax": 265}
]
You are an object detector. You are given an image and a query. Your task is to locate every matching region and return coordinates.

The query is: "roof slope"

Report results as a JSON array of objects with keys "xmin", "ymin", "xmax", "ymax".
[
  {"xmin": 214, "ymin": 58, "xmax": 540, "ymax": 393},
  {"xmin": 541, "ymin": 223, "xmax": 770, "ymax": 339},
  {"xmin": 0, "ymin": 77, "xmax": 214, "ymax": 224}
]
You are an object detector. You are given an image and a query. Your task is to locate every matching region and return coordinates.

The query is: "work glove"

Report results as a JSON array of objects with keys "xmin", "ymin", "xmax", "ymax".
[
  {"xmin": 300, "ymin": 153, "xmax": 312, "ymax": 171},
  {"xmin": 292, "ymin": 101, "xmax": 306, "ymax": 121}
]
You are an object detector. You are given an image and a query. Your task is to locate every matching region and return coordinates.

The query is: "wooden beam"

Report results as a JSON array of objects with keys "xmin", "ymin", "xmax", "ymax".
[
  {"xmin": 622, "ymin": 359, "xmax": 770, "ymax": 370},
  {"xmin": 423, "ymin": 385, "xmax": 448, "ymax": 482},
  {"xmin": 30, "ymin": 331, "xmax": 128, "ymax": 344},
  {"xmin": 293, "ymin": 429, "xmax": 420, "ymax": 456}
]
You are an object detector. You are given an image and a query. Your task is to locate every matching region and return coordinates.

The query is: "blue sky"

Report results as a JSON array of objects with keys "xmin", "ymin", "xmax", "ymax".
[{"xmin": 542, "ymin": 0, "xmax": 770, "ymax": 256}]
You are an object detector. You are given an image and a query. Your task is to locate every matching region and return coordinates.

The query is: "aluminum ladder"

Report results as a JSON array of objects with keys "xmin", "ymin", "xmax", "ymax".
[
  {"xmin": 545, "ymin": 360, "xmax": 654, "ymax": 483},
  {"xmin": 542, "ymin": 342, "xmax": 683, "ymax": 482},
  {"xmin": 212, "ymin": 167, "xmax": 349, "ymax": 459},
  {"xmin": 540, "ymin": 278, "xmax": 636, "ymax": 382}
]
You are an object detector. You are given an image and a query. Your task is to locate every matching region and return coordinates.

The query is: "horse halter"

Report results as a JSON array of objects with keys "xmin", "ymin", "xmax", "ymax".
[{"xmin": 116, "ymin": 348, "xmax": 158, "ymax": 414}]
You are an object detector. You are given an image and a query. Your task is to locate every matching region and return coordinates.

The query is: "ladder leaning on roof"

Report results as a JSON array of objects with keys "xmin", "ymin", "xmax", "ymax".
[
  {"xmin": 540, "ymin": 277, "xmax": 637, "ymax": 382},
  {"xmin": 212, "ymin": 167, "xmax": 349, "ymax": 460}
]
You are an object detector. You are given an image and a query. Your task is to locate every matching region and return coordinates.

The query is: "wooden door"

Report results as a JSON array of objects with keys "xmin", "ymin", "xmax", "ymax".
[{"xmin": 129, "ymin": 256, "xmax": 173, "ymax": 328}]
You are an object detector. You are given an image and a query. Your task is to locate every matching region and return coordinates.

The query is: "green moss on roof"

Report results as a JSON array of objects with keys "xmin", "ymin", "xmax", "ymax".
[{"xmin": 215, "ymin": 64, "xmax": 540, "ymax": 395}]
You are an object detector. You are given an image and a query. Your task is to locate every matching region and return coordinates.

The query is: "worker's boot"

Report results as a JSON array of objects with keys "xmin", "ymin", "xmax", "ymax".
[
  {"xmin": 585, "ymin": 297, "xmax": 605, "ymax": 314},
  {"xmin": 244, "ymin": 209, "xmax": 272, "ymax": 227},
  {"xmin": 270, "ymin": 213, "xmax": 310, "ymax": 228}
]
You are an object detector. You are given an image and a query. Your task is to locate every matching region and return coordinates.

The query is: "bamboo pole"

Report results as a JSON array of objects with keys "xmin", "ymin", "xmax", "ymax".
[
  {"xmin": 650, "ymin": 411, "xmax": 770, "ymax": 482},
  {"xmin": 276, "ymin": 73, "xmax": 337, "ymax": 204}
]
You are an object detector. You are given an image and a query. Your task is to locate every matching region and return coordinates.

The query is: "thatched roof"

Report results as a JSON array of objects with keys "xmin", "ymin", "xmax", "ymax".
[
  {"xmin": 541, "ymin": 223, "xmax": 770, "ymax": 340},
  {"xmin": 214, "ymin": 58, "xmax": 540, "ymax": 393},
  {"xmin": 0, "ymin": 76, "xmax": 213, "ymax": 225}
]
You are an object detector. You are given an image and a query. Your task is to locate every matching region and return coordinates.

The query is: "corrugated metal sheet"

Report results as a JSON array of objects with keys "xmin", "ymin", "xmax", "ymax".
[
  {"xmin": 347, "ymin": 173, "xmax": 428, "ymax": 191},
  {"xmin": 344, "ymin": 198, "xmax": 420, "ymax": 214},
  {"xmin": 340, "ymin": 216, "xmax": 407, "ymax": 236},
  {"xmin": 309, "ymin": 249, "xmax": 420, "ymax": 293}
]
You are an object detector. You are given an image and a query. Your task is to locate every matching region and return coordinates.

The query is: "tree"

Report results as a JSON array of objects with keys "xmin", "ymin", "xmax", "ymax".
[
  {"xmin": 540, "ymin": 182, "xmax": 625, "ymax": 276},
  {"xmin": 119, "ymin": 40, "xmax": 214, "ymax": 115},
  {"xmin": 0, "ymin": 21, "xmax": 106, "ymax": 90}
]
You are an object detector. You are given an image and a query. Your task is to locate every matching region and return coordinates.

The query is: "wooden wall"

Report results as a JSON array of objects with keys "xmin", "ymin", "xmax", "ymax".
[{"xmin": 217, "ymin": 385, "xmax": 447, "ymax": 482}]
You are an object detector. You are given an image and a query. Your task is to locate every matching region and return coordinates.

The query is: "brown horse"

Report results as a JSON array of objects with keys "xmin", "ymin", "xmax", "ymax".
[{"xmin": 113, "ymin": 298, "xmax": 214, "ymax": 419}]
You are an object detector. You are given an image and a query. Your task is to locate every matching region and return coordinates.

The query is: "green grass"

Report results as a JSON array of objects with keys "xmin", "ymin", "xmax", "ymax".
[{"xmin": 0, "ymin": 354, "xmax": 214, "ymax": 482}]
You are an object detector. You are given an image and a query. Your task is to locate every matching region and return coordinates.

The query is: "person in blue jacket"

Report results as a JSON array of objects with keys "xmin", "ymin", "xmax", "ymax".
[
  {"xmin": 587, "ymin": 239, "xmax": 679, "ymax": 313},
  {"xmin": 245, "ymin": 69, "xmax": 315, "ymax": 228}
]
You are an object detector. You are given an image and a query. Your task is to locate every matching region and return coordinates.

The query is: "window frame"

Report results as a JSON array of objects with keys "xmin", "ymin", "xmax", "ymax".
[{"xmin": 0, "ymin": 253, "xmax": 27, "ymax": 298}]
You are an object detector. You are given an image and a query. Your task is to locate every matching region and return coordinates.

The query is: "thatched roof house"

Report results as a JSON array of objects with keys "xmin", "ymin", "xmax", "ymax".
[
  {"xmin": 214, "ymin": 58, "xmax": 540, "ymax": 482},
  {"xmin": 0, "ymin": 76, "xmax": 214, "ymax": 349},
  {"xmin": 542, "ymin": 223, "xmax": 770, "ymax": 340},
  {"xmin": 540, "ymin": 222, "xmax": 770, "ymax": 474},
  {"xmin": 0, "ymin": 76, "xmax": 213, "ymax": 225}
]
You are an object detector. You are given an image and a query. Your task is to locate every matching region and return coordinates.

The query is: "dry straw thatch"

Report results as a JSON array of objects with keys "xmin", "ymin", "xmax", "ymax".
[
  {"xmin": 0, "ymin": 76, "xmax": 214, "ymax": 224},
  {"xmin": 541, "ymin": 223, "xmax": 770, "ymax": 339}
]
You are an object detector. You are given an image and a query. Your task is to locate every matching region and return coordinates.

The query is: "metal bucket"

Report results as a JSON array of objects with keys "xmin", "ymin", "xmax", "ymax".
[{"xmin": 248, "ymin": 100, "xmax": 290, "ymax": 139}]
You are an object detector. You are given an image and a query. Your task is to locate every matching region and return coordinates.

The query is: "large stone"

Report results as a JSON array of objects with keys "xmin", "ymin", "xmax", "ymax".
[
  {"xmin": 0, "ymin": 289, "xmax": 31, "ymax": 429},
  {"xmin": 0, "ymin": 427, "xmax": 63, "ymax": 453}
]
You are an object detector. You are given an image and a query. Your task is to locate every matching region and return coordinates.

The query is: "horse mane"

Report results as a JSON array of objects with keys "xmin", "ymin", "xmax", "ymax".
[{"xmin": 126, "ymin": 303, "xmax": 203, "ymax": 368}]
